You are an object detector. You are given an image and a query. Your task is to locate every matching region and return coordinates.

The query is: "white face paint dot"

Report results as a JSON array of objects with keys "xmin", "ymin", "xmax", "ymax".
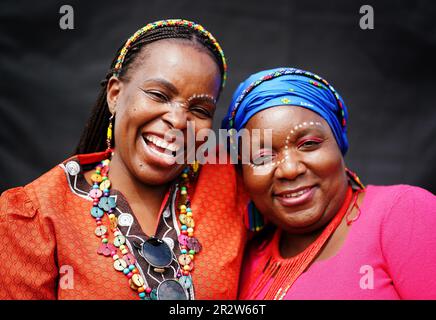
[
  {"xmin": 303, "ymin": 122, "xmax": 307, "ymax": 126},
  {"xmin": 294, "ymin": 126, "xmax": 298, "ymax": 130},
  {"xmin": 310, "ymin": 122, "xmax": 314, "ymax": 125},
  {"xmin": 298, "ymin": 124, "xmax": 303, "ymax": 128}
]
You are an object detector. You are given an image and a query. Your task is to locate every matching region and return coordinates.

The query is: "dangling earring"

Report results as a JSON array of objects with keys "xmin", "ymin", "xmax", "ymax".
[
  {"xmin": 345, "ymin": 168, "xmax": 365, "ymax": 190},
  {"xmin": 189, "ymin": 160, "xmax": 200, "ymax": 179},
  {"xmin": 246, "ymin": 201, "xmax": 265, "ymax": 232},
  {"xmin": 106, "ymin": 113, "xmax": 114, "ymax": 151}
]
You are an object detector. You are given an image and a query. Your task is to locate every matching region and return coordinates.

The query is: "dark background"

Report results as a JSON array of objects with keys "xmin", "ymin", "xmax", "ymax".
[{"xmin": 1, "ymin": 0, "xmax": 435, "ymax": 193}]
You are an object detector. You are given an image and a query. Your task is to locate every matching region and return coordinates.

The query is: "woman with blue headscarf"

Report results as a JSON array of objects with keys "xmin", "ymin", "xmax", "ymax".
[{"xmin": 222, "ymin": 68, "xmax": 436, "ymax": 300}]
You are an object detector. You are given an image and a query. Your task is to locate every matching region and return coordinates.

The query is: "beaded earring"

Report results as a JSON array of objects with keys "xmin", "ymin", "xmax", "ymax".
[
  {"xmin": 106, "ymin": 113, "xmax": 114, "ymax": 150},
  {"xmin": 346, "ymin": 168, "xmax": 365, "ymax": 190},
  {"xmin": 246, "ymin": 201, "xmax": 265, "ymax": 232},
  {"xmin": 190, "ymin": 160, "xmax": 200, "ymax": 177}
]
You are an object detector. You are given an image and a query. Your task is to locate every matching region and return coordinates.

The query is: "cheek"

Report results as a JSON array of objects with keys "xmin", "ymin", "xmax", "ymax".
[
  {"xmin": 307, "ymin": 145, "xmax": 345, "ymax": 186},
  {"xmin": 115, "ymin": 98, "xmax": 160, "ymax": 135},
  {"xmin": 242, "ymin": 165, "xmax": 272, "ymax": 196},
  {"xmin": 193, "ymin": 118, "xmax": 213, "ymax": 132},
  {"xmin": 193, "ymin": 119, "xmax": 213, "ymax": 146}
]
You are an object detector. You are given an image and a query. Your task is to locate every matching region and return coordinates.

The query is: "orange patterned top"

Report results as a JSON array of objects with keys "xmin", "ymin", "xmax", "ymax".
[{"xmin": 0, "ymin": 151, "xmax": 248, "ymax": 300}]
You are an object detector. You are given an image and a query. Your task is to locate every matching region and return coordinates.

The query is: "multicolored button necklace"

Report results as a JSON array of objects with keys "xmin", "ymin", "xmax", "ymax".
[{"xmin": 88, "ymin": 158, "xmax": 202, "ymax": 300}]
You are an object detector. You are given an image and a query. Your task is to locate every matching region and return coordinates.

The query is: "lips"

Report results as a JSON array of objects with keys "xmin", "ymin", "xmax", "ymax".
[{"xmin": 274, "ymin": 186, "xmax": 316, "ymax": 207}]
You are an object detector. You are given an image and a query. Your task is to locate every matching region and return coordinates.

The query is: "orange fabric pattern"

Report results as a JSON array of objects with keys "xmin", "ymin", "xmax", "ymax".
[{"xmin": 0, "ymin": 152, "xmax": 248, "ymax": 300}]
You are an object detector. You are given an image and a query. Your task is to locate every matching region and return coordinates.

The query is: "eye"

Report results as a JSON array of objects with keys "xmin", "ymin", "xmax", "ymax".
[
  {"xmin": 297, "ymin": 137, "xmax": 323, "ymax": 150},
  {"xmin": 251, "ymin": 151, "xmax": 275, "ymax": 166},
  {"xmin": 144, "ymin": 90, "xmax": 169, "ymax": 102},
  {"xmin": 189, "ymin": 106, "xmax": 212, "ymax": 119}
]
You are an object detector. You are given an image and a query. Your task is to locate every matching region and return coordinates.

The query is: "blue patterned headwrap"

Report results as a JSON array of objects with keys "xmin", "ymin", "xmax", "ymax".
[{"xmin": 221, "ymin": 67, "xmax": 350, "ymax": 155}]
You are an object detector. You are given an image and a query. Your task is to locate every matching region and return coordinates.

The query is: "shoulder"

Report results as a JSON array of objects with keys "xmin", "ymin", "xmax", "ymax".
[
  {"xmin": 0, "ymin": 157, "xmax": 79, "ymax": 220},
  {"xmin": 196, "ymin": 162, "xmax": 250, "ymax": 214},
  {"xmin": 363, "ymin": 184, "xmax": 436, "ymax": 233},
  {"xmin": 363, "ymin": 184, "xmax": 434, "ymax": 211},
  {"xmin": 365, "ymin": 184, "xmax": 433, "ymax": 197}
]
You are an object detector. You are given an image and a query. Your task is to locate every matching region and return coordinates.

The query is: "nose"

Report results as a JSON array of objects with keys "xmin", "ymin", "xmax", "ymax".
[
  {"xmin": 274, "ymin": 152, "xmax": 307, "ymax": 181},
  {"xmin": 162, "ymin": 102, "xmax": 188, "ymax": 130}
]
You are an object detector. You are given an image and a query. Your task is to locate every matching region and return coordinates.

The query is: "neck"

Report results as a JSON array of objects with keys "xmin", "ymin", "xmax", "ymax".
[
  {"xmin": 108, "ymin": 153, "xmax": 169, "ymax": 221},
  {"xmin": 279, "ymin": 228, "xmax": 323, "ymax": 259},
  {"xmin": 279, "ymin": 183, "xmax": 351, "ymax": 259}
]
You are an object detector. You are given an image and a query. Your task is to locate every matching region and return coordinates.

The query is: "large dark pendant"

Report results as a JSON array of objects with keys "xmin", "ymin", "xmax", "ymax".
[
  {"xmin": 140, "ymin": 237, "xmax": 173, "ymax": 268},
  {"xmin": 157, "ymin": 279, "xmax": 188, "ymax": 300}
]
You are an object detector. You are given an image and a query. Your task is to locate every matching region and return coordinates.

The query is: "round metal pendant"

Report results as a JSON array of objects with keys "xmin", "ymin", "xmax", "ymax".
[
  {"xmin": 141, "ymin": 237, "xmax": 173, "ymax": 268},
  {"xmin": 157, "ymin": 279, "xmax": 188, "ymax": 300}
]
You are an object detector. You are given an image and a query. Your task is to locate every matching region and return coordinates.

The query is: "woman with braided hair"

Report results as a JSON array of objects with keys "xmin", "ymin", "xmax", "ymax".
[{"xmin": 0, "ymin": 19, "xmax": 248, "ymax": 300}]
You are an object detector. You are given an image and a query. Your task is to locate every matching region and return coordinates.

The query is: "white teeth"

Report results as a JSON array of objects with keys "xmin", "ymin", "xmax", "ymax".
[
  {"xmin": 155, "ymin": 139, "xmax": 164, "ymax": 148},
  {"xmin": 144, "ymin": 134, "xmax": 179, "ymax": 153},
  {"xmin": 282, "ymin": 189, "xmax": 308, "ymax": 198}
]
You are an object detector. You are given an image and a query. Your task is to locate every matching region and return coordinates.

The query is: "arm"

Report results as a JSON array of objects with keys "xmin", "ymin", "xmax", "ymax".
[
  {"xmin": 0, "ymin": 187, "xmax": 58, "ymax": 299},
  {"xmin": 381, "ymin": 185, "xmax": 436, "ymax": 299}
]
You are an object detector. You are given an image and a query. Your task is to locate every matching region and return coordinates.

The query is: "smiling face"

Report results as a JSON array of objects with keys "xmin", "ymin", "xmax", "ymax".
[
  {"xmin": 106, "ymin": 39, "xmax": 221, "ymax": 186},
  {"xmin": 242, "ymin": 106, "xmax": 349, "ymax": 234}
]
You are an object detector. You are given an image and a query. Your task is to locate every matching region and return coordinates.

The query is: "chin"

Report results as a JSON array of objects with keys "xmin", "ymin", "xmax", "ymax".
[
  {"xmin": 134, "ymin": 162, "xmax": 183, "ymax": 186},
  {"xmin": 277, "ymin": 207, "xmax": 325, "ymax": 234}
]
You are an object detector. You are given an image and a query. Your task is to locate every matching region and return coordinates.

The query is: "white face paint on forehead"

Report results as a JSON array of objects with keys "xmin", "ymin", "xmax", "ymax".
[{"xmin": 285, "ymin": 121, "xmax": 323, "ymax": 141}]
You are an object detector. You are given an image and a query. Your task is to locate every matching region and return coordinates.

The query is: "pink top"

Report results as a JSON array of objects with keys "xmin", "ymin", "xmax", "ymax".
[{"xmin": 239, "ymin": 185, "xmax": 436, "ymax": 300}]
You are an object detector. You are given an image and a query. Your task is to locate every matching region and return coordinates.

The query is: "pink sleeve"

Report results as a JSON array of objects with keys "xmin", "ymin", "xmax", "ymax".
[{"xmin": 380, "ymin": 186, "xmax": 436, "ymax": 299}]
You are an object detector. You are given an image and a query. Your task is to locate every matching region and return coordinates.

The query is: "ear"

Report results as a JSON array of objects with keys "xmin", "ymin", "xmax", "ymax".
[{"xmin": 106, "ymin": 76, "xmax": 122, "ymax": 114}]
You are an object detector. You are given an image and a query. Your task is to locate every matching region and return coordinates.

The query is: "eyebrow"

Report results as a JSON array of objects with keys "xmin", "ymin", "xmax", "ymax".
[{"xmin": 141, "ymin": 78, "xmax": 179, "ymax": 95}]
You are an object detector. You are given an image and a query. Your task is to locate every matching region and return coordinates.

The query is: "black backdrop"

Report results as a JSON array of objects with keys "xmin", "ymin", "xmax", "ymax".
[{"xmin": 1, "ymin": 0, "xmax": 435, "ymax": 193}]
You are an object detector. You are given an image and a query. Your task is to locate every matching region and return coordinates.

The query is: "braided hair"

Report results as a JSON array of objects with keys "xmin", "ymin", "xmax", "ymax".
[{"xmin": 75, "ymin": 22, "xmax": 226, "ymax": 155}]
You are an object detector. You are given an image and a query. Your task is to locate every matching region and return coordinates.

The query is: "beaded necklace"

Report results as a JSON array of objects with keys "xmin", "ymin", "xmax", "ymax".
[{"xmin": 88, "ymin": 157, "xmax": 201, "ymax": 300}]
